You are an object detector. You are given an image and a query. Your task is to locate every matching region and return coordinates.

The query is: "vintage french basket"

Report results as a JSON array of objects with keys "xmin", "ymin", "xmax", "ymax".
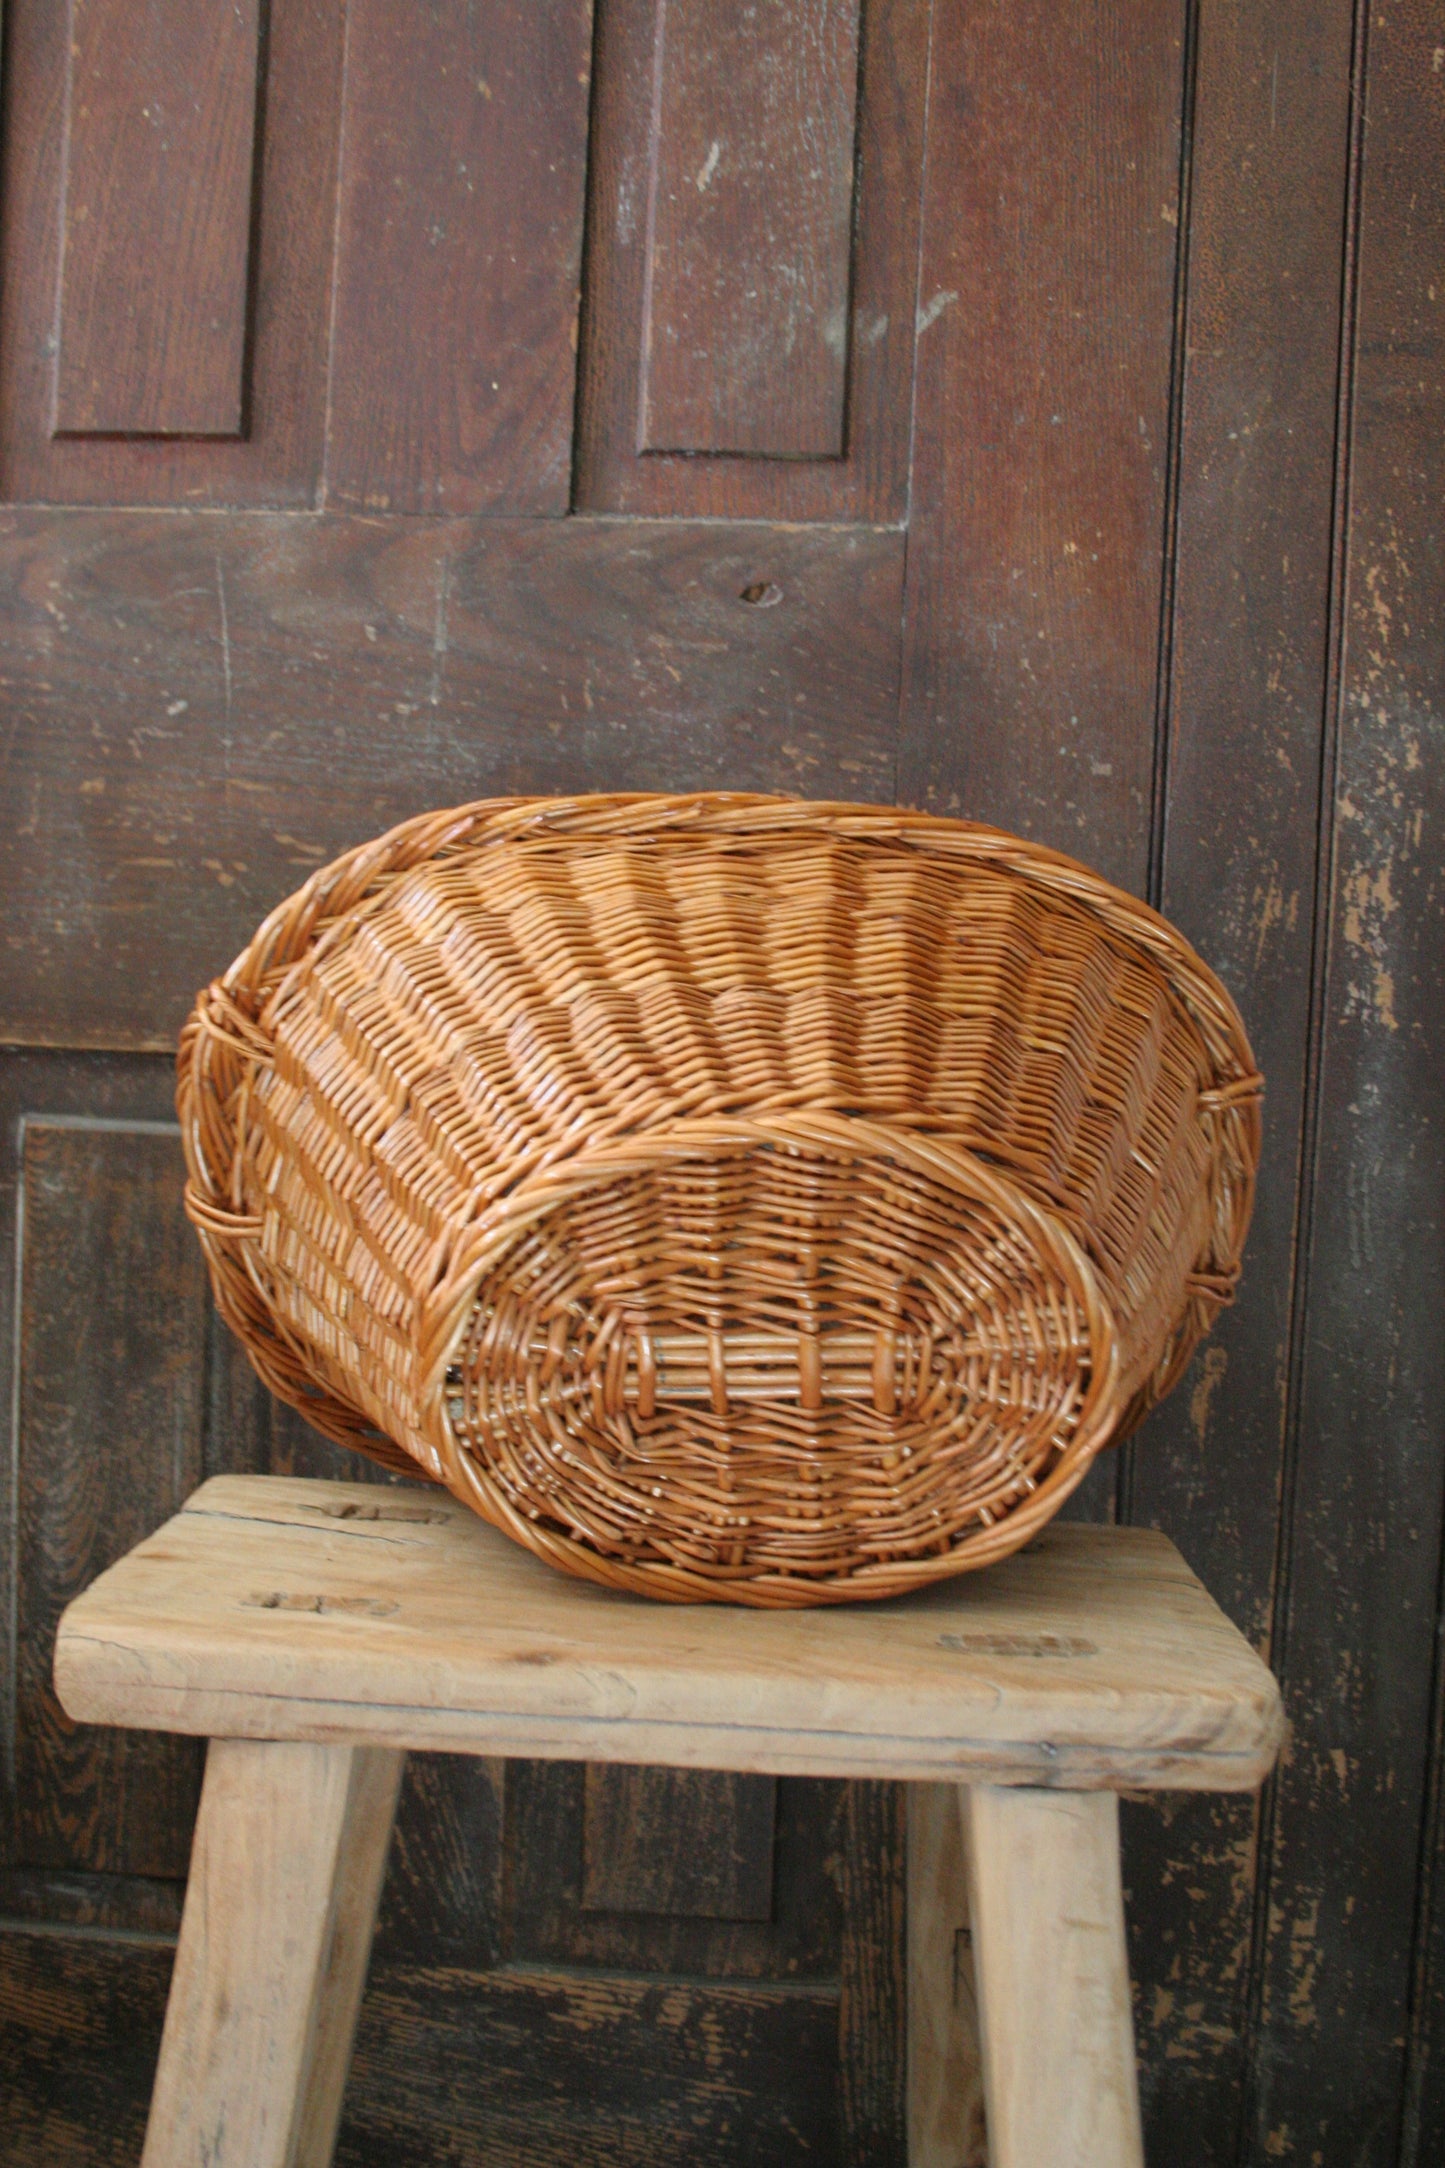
[{"xmin": 178, "ymin": 794, "xmax": 1262, "ymax": 1606}]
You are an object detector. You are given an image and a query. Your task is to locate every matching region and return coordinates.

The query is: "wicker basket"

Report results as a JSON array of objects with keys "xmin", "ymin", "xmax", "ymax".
[{"xmin": 178, "ymin": 795, "xmax": 1261, "ymax": 1605}]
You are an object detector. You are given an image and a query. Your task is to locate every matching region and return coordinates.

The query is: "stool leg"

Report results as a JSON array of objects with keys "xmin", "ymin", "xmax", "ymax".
[
  {"xmin": 142, "ymin": 1738, "xmax": 404, "ymax": 2168},
  {"xmin": 962, "ymin": 1785, "xmax": 1144, "ymax": 2168},
  {"xmin": 907, "ymin": 1783, "xmax": 987, "ymax": 2167}
]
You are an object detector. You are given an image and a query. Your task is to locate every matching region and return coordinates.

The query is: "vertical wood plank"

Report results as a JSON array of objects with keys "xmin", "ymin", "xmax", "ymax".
[
  {"xmin": 1249, "ymin": 3, "xmax": 1445, "ymax": 2160},
  {"xmin": 898, "ymin": 0, "xmax": 1187, "ymax": 895},
  {"xmin": 54, "ymin": 0, "xmax": 261, "ymax": 437},
  {"xmin": 14, "ymin": 1120, "xmax": 207, "ymax": 1878},
  {"xmin": 582, "ymin": 1765, "xmax": 777, "ymax": 1920},
  {"xmin": 639, "ymin": 0, "xmax": 861, "ymax": 458},
  {"xmin": 323, "ymin": 0, "xmax": 594, "ymax": 515},
  {"xmin": 838, "ymin": 1780, "xmax": 906, "ymax": 2168},
  {"xmin": 371, "ymin": 1754, "xmax": 504, "ymax": 1968},
  {"xmin": 1121, "ymin": 6, "xmax": 1357, "ymax": 2160}
]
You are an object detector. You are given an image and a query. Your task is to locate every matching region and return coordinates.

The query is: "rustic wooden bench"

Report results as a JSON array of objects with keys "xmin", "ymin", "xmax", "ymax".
[{"xmin": 55, "ymin": 1474, "xmax": 1283, "ymax": 2168}]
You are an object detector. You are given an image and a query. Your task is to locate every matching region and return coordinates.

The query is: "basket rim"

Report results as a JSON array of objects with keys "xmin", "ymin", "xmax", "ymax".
[
  {"xmin": 194, "ymin": 792, "xmax": 1261, "ymax": 1098},
  {"xmin": 422, "ymin": 1108, "xmax": 1123, "ymax": 1605}
]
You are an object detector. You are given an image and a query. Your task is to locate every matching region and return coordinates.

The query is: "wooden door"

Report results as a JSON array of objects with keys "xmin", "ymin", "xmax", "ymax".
[{"xmin": 2, "ymin": 3, "xmax": 1440, "ymax": 2165}]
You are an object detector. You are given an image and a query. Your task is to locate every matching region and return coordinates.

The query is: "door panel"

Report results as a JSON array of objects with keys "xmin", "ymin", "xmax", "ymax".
[
  {"xmin": 636, "ymin": 0, "xmax": 861, "ymax": 460},
  {"xmin": 0, "ymin": 0, "xmax": 343, "ymax": 505},
  {"xmin": 576, "ymin": 0, "xmax": 927, "ymax": 518},
  {"xmin": 53, "ymin": 0, "xmax": 262, "ymax": 439},
  {"xmin": 580, "ymin": 1765, "xmax": 778, "ymax": 1919}
]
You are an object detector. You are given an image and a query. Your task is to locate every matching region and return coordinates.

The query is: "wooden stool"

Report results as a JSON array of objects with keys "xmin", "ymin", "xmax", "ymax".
[{"xmin": 55, "ymin": 1475, "xmax": 1282, "ymax": 2168}]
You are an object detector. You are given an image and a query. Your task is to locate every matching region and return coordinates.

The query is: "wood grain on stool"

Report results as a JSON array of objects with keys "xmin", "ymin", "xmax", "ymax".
[
  {"xmin": 55, "ymin": 1475, "xmax": 1283, "ymax": 1789},
  {"xmin": 907, "ymin": 1783, "xmax": 986, "ymax": 2168},
  {"xmin": 141, "ymin": 1738, "xmax": 402, "ymax": 2168},
  {"xmin": 53, "ymin": 1476, "xmax": 1282, "ymax": 2165},
  {"xmin": 964, "ymin": 1786, "xmax": 1144, "ymax": 2168}
]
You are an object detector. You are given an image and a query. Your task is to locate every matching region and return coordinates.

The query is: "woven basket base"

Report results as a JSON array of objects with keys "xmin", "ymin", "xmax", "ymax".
[{"xmin": 435, "ymin": 1115, "xmax": 1120, "ymax": 1604}]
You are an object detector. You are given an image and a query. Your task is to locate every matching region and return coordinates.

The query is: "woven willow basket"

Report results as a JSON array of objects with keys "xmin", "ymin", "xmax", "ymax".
[{"xmin": 178, "ymin": 795, "xmax": 1261, "ymax": 1605}]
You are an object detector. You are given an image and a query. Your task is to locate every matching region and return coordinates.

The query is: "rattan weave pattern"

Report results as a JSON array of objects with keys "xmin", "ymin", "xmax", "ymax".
[{"xmin": 178, "ymin": 794, "xmax": 1261, "ymax": 1604}]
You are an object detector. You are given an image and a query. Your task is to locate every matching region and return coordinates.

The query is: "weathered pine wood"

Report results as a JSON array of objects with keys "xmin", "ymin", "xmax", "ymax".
[
  {"xmin": 1120, "ymin": 5, "xmax": 1358, "ymax": 2157},
  {"xmin": 141, "ymin": 1738, "xmax": 403, "ymax": 2168},
  {"xmin": 575, "ymin": 0, "xmax": 927, "ymax": 518},
  {"xmin": 0, "ymin": 0, "xmax": 343, "ymax": 502},
  {"xmin": 906, "ymin": 1783, "xmax": 986, "ymax": 2168},
  {"xmin": 897, "ymin": 0, "xmax": 1185, "ymax": 896},
  {"xmin": 0, "ymin": 509, "xmax": 901, "ymax": 1051},
  {"xmin": 55, "ymin": 1476, "xmax": 1284, "ymax": 1787},
  {"xmin": 14, "ymin": 1120, "xmax": 207, "ymax": 1877},
  {"xmin": 639, "ymin": 0, "xmax": 861, "ymax": 458},
  {"xmin": 964, "ymin": 1785, "xmax": 1144, "ymax": 2168},
  {"xmin": 1250, "ymin": 4, "xmax": 1445, "ymax": 2160},
  {"xmin": 581, "ymin": 1765, "xmax": 777, "ymax": 1919},
  {"xmin": 53, "ymin": 0, "xmax": 260, "ymax": 437},
  {"xmin": 322, "ymin": 0, "xmax": 593, "ymax": 515}
]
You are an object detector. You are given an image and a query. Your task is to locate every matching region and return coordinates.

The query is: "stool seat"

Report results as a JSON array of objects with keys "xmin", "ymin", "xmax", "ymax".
[{"xmin": 54, "ymin": 1476, "xmax": 1283, "ymax": 2168}]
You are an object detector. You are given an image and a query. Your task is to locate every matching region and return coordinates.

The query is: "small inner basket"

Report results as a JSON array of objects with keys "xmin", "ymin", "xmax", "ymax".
[{"xmin": 441, "ymin": 1117, "xmax": 1119, "ymax": 1597}]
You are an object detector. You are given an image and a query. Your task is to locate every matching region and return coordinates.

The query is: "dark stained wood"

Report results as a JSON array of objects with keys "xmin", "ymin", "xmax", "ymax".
[
  {"xmin": 837, "ymin": 1780, "xmax": 905, "ymax": 2167},
  {"xmin": 897, "ymin": 0, "xmax": 1187, "ymax": 895},
  {"xmin": 0, "ymin": 1923, "xmax": 840, "ymax": 2168},
  {"xmin": 1247, "ymin": 3, "xmax": 1445, "ymax": 2161},
  {"xmin": 506, "ymin": 1760, "xmax": 843, "ymax": 1980},
  {"xmin": 582, "ymin": 1766, "xmax": 776, "ymax": 1920},
  {"xmin": 0, "ymin": 1928, "xmax": 173, "ymax": 2168},
  {"xmin": 576, "ymin": 0, "xmax": 927, "ymax": 518},
  {"xmin": 341, "ymin": 1962, "xmax": 839, "ymax": 2168},
  {"xmin": 322, "ymin": 0, "xmax": 593, "ymax": 515},
  {"xmin": 0, "ymin": 0, "xmax": 344, "ymax": 503},
  {"xmin": 0, "ymin": 1053, "xmax": 180, "ymax": 1827},
  {"xmin": 53, "ymin": 0, "xmax": 260, "ymax": 437},
  {"xmin": 638, "ymin": 0, "xmax": 860, "ymax": 458},
  {"xmin": 0, "ymin": 509, "xmax": 901, "ymax": 1050},
  {"xmin": 373, "ymin": 1755, "xmax": 503, "ymax": 1969},
  {"xmin": 1118, "ymin": 6, "xmax": 1357, "ymax": 2161},
  {"xmin": 13, "ymin": 1122, "xmax": 207, "ymax": 1878},
  {"xmin": 0, "ymin": 1865, "xmax": 184, "ymax": 1938},
  {"xmin": 1411, "ymin": 1626, "xmax": 1445, "ymax": 2162}
]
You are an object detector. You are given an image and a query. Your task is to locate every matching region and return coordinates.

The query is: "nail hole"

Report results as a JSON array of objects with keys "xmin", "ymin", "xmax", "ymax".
[{"xmin": 739, "ymin": 580, "xmax": 783, "ymax": 608}]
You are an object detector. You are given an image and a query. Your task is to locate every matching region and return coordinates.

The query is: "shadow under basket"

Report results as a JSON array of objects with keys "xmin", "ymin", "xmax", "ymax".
[{"xmin": 177, "ymin": 794, "xmax": 1262, "ymax": 1605}]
